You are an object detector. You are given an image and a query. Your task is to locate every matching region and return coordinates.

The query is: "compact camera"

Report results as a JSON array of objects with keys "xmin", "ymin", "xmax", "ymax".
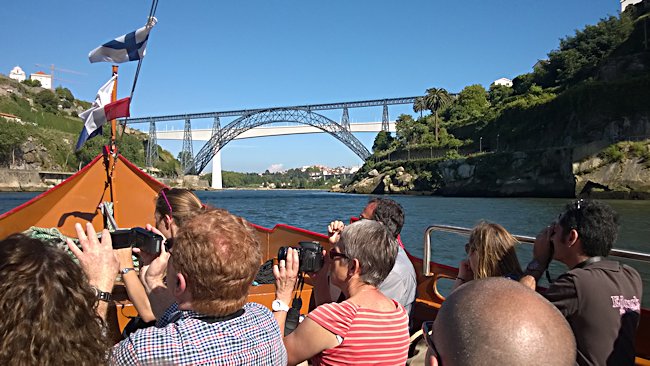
[
  {"xmin": 110, "ymin": 227, "xmax": 164, "ymax": 254},
  {"xmin": 278, "ymin": 241, "xmax": 324, "ymax": 273}
]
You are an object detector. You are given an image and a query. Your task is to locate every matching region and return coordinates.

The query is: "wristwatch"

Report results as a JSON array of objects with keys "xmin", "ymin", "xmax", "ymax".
[
  {"xmin": 92, "ymin": 286, "xmax": 112, "ymax": 302},
  {"xmin": 120, "ymin": 267, "xmax": 136, "ymax": 275},
  {"xmin": 272, "ymin": 299, "xmax": 290, "ymax": 312}
]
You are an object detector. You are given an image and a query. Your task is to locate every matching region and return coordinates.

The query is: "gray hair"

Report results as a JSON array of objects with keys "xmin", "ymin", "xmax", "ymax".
[{"xmin": 338, "ymin": 220, "xmax": 398, "ymax": 286}]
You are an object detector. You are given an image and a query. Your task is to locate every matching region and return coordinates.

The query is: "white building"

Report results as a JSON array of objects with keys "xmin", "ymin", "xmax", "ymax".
[
  {"xmin": 492, "ymin": 77, "xmax": 513, "ymax": 87},
  {"xmin": 621, "ymin": 0, "xmax": 642, "ymax": 11},
  {"xmin": 9, "ymin": 66, "xmax": 26, "ymax": 82},
  {"xmin": 30, "ymin": 71, "xmax": 52, "ymax": 90}
]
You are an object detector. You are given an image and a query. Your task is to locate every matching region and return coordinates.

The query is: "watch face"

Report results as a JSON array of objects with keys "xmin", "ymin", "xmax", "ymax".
[{"xmin": 272, "ymin": 300, "xmax": 288, "ymax": 311}]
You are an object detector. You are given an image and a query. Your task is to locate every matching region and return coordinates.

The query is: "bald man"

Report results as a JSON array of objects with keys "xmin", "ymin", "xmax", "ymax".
[{"xmin": 424, "ymin": 277, "xmax": 576, "ymax": 366}]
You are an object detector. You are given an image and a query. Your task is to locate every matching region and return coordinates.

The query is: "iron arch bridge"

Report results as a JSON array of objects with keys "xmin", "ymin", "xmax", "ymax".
[{"xmin": 188, "ymin": 108, "xmax": 371, "ymax": 174}]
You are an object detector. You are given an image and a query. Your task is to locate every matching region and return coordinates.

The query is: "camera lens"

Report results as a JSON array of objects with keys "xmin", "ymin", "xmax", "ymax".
[{"xmin": 278, "ymin": 246, "xmax": 289, "ymax": 261}]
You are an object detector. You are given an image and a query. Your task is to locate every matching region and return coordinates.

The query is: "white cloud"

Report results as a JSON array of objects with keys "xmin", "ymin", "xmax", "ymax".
[{"xmin": 267, "ymin": 163, "xmax": 284, "ymax": 173}]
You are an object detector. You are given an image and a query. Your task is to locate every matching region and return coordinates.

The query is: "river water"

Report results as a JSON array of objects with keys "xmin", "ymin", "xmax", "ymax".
[{"xmin": 1, "ymin": 190, "xmax": 649, "ymax": 305}]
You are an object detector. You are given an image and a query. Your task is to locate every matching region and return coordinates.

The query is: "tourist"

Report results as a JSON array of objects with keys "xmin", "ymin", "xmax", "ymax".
[
  {"xmin": 110, "ymin": 208, "xmax": 287, "ymax": 365},
  {"xmin": 321, "ymin": 198, "xmax": 417, "ymax": 314},
  {"xmin": 117, "ymin": 187, "xmax": 204, "ymax": 332},
  {"xmin": 520, "ymin": 199, "xmax": 643, "ymax": 365},
  {"xmin": 453, "ymin": 221, "xmax": 523, "ymax": 290},
  {"xmin": 274, "ymin": 220, "xmax": 410, "ymax": 365},
  {"xmin": 0, "ymin": 223, "xmax": 118, "ymax": 365},
  {"xmin": 424, "ymin": 277, "xmax": 576, "ymax": 366}
]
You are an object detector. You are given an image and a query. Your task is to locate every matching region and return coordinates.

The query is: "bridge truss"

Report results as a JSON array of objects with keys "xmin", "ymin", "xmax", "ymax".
[
  {"xmin": 124, "ymin": 96, "xmax": 419, "ymax": 174},
  {"xmin": 188, "ymin": 109, "xmax": 371, "ymax": 174}
]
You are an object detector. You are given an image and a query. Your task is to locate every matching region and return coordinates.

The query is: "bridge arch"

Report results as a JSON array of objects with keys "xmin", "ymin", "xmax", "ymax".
[{"xmin": 188, "ymin": 108, "xmax": 371, "ymax": 174}]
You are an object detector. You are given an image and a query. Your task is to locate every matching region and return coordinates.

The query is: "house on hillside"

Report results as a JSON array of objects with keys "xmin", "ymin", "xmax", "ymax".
[
  {"xmin": 621, "ymin": 0, "xmax": 643, "ymax": 11},
  {"xmin": 9, "ymin": 66, "xmax": 26, "ymax": 82},
  {"xmin": 492, "ymin": 77, "xmax": 513, "ymax": 87},
  {"xmin": 30, "ymin": 71, "xmax": 52, "ymax": 90}
]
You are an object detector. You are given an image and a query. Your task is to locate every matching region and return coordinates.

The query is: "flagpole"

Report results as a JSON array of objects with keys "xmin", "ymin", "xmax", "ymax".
[{"xmin": 110, "ymin": 65, "xmax": 118, "ymax": 154}]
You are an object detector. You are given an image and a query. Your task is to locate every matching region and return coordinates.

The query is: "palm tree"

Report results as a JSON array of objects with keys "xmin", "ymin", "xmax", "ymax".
[
  {"xmin": 413, "ymin": 97, "xmax": 427, "ymax": 118},
  {"xmin": 424, "ymin": 87, "xmax": 452, "ymax": 142}
]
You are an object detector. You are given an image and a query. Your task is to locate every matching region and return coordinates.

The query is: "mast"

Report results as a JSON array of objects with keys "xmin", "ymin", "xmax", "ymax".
[{"xmin": 110, "ymin": 65, "xmax": 118, "ymax": 154}]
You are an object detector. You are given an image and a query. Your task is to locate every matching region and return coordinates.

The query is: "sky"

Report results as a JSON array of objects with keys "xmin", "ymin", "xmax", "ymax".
[{"xmin": 0, "ymin": 0, "xmax": 622, "ymax": 173}]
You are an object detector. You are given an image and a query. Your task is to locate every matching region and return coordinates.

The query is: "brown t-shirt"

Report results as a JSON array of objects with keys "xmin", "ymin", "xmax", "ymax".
[{"xmin": 543, "ymin": 259, "xmax": 642, "ymax": 366}]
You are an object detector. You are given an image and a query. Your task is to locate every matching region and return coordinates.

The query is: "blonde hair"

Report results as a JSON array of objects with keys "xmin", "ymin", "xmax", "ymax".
[
  {"xmin": 156, "ymin": 188, "xmax": 203, "ymax": 226},
  {"xmin": 468, "ymin": 221, "xmax": 523, "ymax": 279}
]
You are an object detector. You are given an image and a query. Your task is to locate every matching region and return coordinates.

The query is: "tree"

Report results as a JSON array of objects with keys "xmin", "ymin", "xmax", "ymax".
[
  {"xmin": 55, "ymin": 87, "xmax": 75, "ymax": 102},
  {"xmin": 445, "ymin": 84, "xmax": 489, "ymax": 127},
  {"xmin": 413, "ymin": 97, "xmax": 427, "ymax": 118},
  {"xmin": 488, "ymin": 84, "xmax": 514, "ymax": 107},
  {"xmin": 372, "ymin": 131, "xmax": 394, "ymax": 152},
  {"xmin": 395, "ymin": 114, "xmax": 416, "ymax": 146},
  {"xmin": 21, "ymin": 79, "xmax": 41, "ymax": 87},
  {"xmin": 424, "ymin": 87, "xmax": 453, "ymax": 142},
  {"xmin": 34, "ymin": 89, "xmax": 59, "ymax": 113}
]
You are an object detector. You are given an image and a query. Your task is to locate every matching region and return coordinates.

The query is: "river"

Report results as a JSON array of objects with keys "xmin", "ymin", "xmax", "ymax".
[{"xmin": 1, "ymin": 190, "xmax": 649, "ymax": 305}]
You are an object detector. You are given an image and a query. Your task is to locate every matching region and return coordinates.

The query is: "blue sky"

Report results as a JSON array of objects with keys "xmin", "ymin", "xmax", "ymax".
[{"xmin": 1, "ymin": 0, "xmax": 620, "ymax": 173}]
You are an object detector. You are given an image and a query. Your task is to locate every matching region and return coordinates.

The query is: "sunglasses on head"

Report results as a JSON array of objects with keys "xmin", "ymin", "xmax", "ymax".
[
  {"xmin": 159, "ymin": 188, "xmax": 173, "ymax": 214},
  {"xmin": 329, "ymin": 250, "xmax": 348, "ymax": 260}
]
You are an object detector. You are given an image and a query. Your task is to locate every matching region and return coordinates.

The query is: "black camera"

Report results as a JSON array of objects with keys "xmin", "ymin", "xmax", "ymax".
[
  {"xmin": 111, "ymin": 227, "xmax": 164, "ymax": 254},
  {"xmin": 278, "ymin": 241, "xmax": 324, "ymax": 273}
]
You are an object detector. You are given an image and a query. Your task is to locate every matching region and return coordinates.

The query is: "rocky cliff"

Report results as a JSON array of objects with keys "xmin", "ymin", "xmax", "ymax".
[{"xmin": 340, "ymin": 140, "xmax": 650, "ymax": 198}]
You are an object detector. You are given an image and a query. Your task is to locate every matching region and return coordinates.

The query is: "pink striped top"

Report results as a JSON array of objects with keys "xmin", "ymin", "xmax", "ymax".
[{"xmin": 308, "ymin": 299, "xmax": 410, "ymax": 365}]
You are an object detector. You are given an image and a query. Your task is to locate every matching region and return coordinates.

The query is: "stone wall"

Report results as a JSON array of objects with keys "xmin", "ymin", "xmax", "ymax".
[{"xmin": 0, "ymin": 169, "xmax": 48, "ymax": 191}]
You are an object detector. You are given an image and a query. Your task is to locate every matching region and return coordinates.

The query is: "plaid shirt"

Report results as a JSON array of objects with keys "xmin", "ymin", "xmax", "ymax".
[{"xmin": 110, "ymin": 302, "xmax": 287, "ymax": 365}]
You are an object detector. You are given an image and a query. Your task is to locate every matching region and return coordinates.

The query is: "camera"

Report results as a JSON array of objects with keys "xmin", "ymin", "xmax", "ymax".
[
  {"xmin": 111, "ymin": 227, "xmax": 164, "ymax": 254},
  {"xmin": 278, "ymin": 241, "xmax": 324, "ymax": 273}
]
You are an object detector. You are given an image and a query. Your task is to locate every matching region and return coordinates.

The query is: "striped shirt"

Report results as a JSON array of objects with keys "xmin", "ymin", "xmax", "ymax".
[
  {"xmin": 308, "ymin": 299, "xmax": 410, "ymax": 365},
  {"xmin": 110, "ymin": 302, "xmax": 287, "ymax": 365}
]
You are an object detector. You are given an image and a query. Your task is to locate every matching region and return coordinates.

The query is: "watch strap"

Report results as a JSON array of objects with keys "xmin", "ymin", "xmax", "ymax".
[
  {"xmin": 120, "ymin": 267, "xmax": 136, "ymax": 275},
  {"xmin": 272, "ymin": 299, "xmax": 290, "ymax": 312},
  {"xmin": 92, "ymin": 286, "xmax": 112, "ymax": 302}
]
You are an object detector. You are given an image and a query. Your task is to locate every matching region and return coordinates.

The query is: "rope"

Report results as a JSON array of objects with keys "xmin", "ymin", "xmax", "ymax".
[{"xmin": 99, "ymin": 202, "xmax": 118, "ymax": 231}]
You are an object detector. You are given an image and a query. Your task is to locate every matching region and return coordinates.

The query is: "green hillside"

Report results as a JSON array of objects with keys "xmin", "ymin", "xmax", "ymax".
[{"xmin": 0, "ymin": 75, "xmax": 181, "ymax": 176}]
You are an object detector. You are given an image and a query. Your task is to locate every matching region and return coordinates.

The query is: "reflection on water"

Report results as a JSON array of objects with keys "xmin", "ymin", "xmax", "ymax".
[{"xmin": 2, "ymin": 190, "xmax": 649, "ymax": 305}]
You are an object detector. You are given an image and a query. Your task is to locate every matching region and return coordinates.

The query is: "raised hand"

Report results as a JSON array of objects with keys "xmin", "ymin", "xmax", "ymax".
[
  {"xmin": 328, "ymin": 220, "xmax": 345, "ymax": 245},
  {"xmin": 274, "ymin": 247, "xmax": 300, "ymax": 305},
  {"xmin": 66, "ymin": 222, "xmax": 119, "ymax": 293}
]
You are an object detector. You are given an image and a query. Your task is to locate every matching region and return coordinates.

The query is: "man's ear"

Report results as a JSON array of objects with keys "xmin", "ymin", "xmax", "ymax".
[
  {"xmin": 174, "ymin": 273, "xmax": 186, "ymax": 297},
  {"xmin": 568, "ymin": 228, "xmax": 579, "ymax": 248}
]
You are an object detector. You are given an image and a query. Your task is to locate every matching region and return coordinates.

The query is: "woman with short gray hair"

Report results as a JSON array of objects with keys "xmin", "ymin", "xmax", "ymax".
[{"xmin": 273, "ymin": 220, "xmax": 410, "ymax": 366}]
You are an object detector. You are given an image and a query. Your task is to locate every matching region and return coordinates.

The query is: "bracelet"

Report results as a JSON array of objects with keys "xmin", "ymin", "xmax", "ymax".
[
  {"xmin": 456, "ymin": 277, "xmax": 468, "ymax": 282},
  {"xmin": 120, "ymin": 267, "xmax": 136, "ymax": 275}
]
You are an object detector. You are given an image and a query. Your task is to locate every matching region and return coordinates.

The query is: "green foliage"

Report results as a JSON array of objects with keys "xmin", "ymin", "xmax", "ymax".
[
  {"xmin": 531, "ymin": 15, "xmax": 634, "ymax": 89},
  {"xmin": 21, "ymin": 79, "xmax": 41, "ymax": 87},
  {"xmin": 488, "ymin": 84, "xmax": 514, "ymax": 107},
  {"xmin": 372, "ymin": 131, "xmax": 395, "ymax": 153},
  {"xmin": 0, "ymin": 119, "xmax": 28, "ymax": 166},
  {"xmin": 34, "ymin": 89, "xmax": 59, "ymax": 113},
  {"xmin": 445, "ymin": 84, "xmax": 489, "ymax": 127},
  {"xmin": 55, "ymin": 87, "xmax": 75, "ymax": 102},
  {"xmin": 600, "ymin": 144, "xmax": 626, "ymax": 163}
]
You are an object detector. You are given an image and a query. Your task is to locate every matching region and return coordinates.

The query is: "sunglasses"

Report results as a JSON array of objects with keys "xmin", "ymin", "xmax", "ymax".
[
  {"xmin": 422, "ymin": 321, "xmax": 443, "ymax": 365},
  {"xmin": 464, "ymin": 242, "xmax": 472, "ymax": 255},
  {"xmin": 159, "ymin": 188, "xmax": 173, "ymax": 214},
  {"xmin": 329, "ymin": 250, "xmax": 348, "ymax": 260}
]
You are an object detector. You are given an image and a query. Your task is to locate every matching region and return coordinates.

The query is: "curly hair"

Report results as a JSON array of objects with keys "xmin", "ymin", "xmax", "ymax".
[
  {"xmin": 557, "ymin": 199, "xmax": 619, "ymax": 257},
  {"xmin": 155, "ymin": 188, "xmax": 203, "ymax": 226},
  {"xmin": 0, "ymin": 234, "xmax": 109, "ymax": 365},
  {"xmin": 172, "ymin": 208, "xmax": 262, "ymax": 316},
  {"xmin": 467, "ymin": 221, "xmax": 523, "ymax": 280},
  {"xmin": 369, "ymin": 198, "xmax": 405, "ymax": 239}
]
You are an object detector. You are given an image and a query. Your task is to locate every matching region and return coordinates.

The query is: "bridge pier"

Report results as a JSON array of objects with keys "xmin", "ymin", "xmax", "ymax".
[{"xmin": 211, "ymin": 150, "xmax": 223, "ymax": 189}]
